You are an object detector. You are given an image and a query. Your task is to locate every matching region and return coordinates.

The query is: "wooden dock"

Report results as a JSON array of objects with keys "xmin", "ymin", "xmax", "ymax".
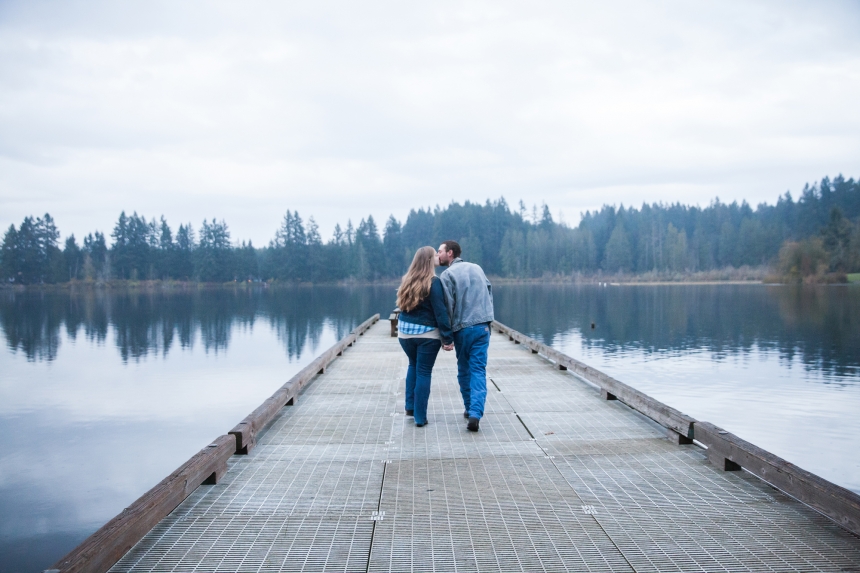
[{"xmin": 51, "ymin": 316, "xmax": 860, "ymax": 572}]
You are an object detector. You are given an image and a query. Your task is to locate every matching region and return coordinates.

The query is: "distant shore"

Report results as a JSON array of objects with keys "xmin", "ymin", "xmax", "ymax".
[{"xmin": 3, "ymin": 268, "xmax": 858, "ymax": 290}]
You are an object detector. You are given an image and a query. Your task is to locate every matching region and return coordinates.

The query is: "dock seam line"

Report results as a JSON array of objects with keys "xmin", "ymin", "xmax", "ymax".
[
  {"xmin": 543, "ymin": 450, "xmax": 639, "ymax": 573},
  {"xmin": 502, "ymin": 333, "xmax": 640, "ymax": 573},
  {"xmin": 515, "ymin": 414, "xmax": 535, "ymax": 440},
  {"xmin": 365, "ymin": 427, "xmax": 391, "ymax": 572}
]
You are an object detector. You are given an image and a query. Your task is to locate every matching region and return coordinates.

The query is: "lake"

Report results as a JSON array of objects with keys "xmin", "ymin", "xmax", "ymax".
[{"xmin": 1, "ymin": 283, "xmax": 859, "ymax": 572}]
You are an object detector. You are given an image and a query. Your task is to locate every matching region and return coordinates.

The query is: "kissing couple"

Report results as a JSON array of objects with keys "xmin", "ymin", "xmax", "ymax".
[{"xmin": 395, "ymin": 241, "xmax": 494, "ymax": 432}]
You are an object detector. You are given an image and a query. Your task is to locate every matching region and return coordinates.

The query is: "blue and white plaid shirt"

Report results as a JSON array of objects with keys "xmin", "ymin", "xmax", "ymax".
[{"xmin": 398, "ymin": 320, "xmax": 435, "ymax": 335}]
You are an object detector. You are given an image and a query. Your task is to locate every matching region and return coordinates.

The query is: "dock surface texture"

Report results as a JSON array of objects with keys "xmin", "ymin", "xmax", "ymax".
[{"xmin": 110, "ymin": 321, "xmax": 860, "ymax": 573}]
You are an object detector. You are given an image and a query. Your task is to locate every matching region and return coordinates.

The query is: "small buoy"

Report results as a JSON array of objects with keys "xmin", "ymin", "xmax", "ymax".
[{"xmin": 591, "ymin": 322, "xmax": 596, "ymax": 329}]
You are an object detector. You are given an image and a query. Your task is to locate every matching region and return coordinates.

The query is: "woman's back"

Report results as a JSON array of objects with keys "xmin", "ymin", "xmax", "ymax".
[{"xmin": 399, "ymin": 276, "xmax": 453, "ymax": 343}]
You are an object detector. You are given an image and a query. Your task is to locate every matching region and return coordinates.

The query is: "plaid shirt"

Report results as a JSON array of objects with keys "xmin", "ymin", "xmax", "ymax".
[{"xmin": 398, "ymin": 319, "xmax": 435, "ymax": 335}]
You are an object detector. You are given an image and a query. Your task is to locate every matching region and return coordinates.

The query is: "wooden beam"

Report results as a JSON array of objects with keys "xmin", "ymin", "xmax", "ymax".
[
  {"xmin": 696, "ymin": 421, "xmax": 860, "ymax": 537},
  {"xmin": 491, "ymin": 320, "xmax": 695, "ymax": 440},
  {"xmin": 48, "ymin": 435, "xmax": 235, "ymax": 573}
]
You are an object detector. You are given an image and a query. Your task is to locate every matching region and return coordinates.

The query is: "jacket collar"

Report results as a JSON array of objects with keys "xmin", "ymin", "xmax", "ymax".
[{"xmin": 449, "ymin": 257, "xmax": 463, "ymax": 266}]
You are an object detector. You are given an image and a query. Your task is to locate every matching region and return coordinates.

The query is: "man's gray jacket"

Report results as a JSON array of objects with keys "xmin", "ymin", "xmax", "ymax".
[{"xmin": 439, "ymin": 258, "xmax": 494, "ymax": 332}]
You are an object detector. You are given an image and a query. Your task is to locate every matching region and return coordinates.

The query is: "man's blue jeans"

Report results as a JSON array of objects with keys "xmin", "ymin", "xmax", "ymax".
[
  {"xmin": 453, "ymin": 323, "xmax": 491, "ymax": 419},
  {"xmin": 398, "ymin": 337, "xmax": 442, "ymax": 425}
]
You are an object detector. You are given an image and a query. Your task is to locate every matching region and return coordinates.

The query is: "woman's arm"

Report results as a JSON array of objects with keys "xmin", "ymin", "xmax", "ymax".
[{"xmin": 430, "ymin": 278, "xmax": 454, "ymax": 344}]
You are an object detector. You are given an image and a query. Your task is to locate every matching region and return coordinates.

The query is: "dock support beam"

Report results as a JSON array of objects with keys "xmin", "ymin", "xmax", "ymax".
[{"xmin": 667, "ymin": 429, "xmax": 693, "ymax": 445}]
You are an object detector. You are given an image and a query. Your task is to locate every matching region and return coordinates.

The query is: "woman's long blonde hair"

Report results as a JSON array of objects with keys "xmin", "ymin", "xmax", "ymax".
[{"xmin": 397, "ymin": 246, "xmax": 437, "ymax": 312}]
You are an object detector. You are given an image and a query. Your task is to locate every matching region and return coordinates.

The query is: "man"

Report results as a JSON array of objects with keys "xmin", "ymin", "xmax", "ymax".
[{"xmin": 438, "ymin": 240, "xmax": 494, "ymax": 432}]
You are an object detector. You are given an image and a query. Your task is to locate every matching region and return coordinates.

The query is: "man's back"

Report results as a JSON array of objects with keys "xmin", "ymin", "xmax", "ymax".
[{"xmin": 439, "ymin": 258, "xmax": 494, "ymax": 332}]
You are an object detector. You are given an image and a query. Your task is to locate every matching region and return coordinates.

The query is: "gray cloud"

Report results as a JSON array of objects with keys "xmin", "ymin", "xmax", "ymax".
[{"xmin": 1, "ymin": 0, "xmax": 859, "ymax": 245}]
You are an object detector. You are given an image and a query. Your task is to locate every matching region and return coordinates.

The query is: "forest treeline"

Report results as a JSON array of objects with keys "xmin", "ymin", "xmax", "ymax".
[{"xmin": 2, "ymin": 174, "xmax": 860, "ymax": 285}]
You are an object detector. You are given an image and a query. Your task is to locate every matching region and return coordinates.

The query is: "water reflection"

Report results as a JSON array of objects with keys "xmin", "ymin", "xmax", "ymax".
[
  {"xmin": 4, "ymin": 284, "xmax": 858, "ymax": 378},
  {"xmin": 0, "ymin": 286, "xmax": 396, "ymax": 364},
  {"xmin": 494, "ymin": 284, "xmax": 860, "ymax": 380}
]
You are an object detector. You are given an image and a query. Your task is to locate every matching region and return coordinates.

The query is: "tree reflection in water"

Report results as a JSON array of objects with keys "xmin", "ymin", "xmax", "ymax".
[
  {"xmin": 2, "ymin": 284, "xmax": 859, "ymax": 379},
  {"xmin": 0, "ymin": 286, "xmax": 396, "ymax": 363},
  {"xmin": 493, "ymin": 284, "xmax": 860, "ymax": 380}
]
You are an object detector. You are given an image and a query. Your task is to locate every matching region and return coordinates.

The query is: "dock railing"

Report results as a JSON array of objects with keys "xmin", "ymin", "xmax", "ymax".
[
  {"xmin": 491, "ymin": 320, "xmax": 860, "ymax": 539},
  {"xmin": 47, "ymin": 314, "xmax": 379, "ymax": 573}
]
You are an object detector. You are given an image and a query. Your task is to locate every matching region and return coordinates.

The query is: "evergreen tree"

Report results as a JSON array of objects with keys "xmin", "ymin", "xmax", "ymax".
[
  {"xmin": 196, "ymin": 219, "xmax": 233, "ymax": 281},
  {"xmin": 603, "ymin": 222, "xmax": 633, "ymax": 273},
  {"xmin": 175, "ymin": 224, "xmax": 195, "ymax": 280},
  {"xmin": 0, "ymin": 225, "xmax": 19, "ymax": 282},
  {"xmin": 83, "ymin": 232, "xmax": 108, "ymax": 280},
  {"xmin": 157, "ymin": 216, "xmax": 176, "ymax": 279},
  {"xmin": 356, "ymin": 216, "xmax": 383, "ymax": 280},
  {"xmin": 63, "ymin": 235, "xmax": 83, "ymax": 281},
  {"xmin": 500, "ymin": 229, "xmax": 526, "ymax": 277},
  {"xmin": 382, "ymin": 216, "xmax": 405, "ymax": 277},
  {"xmin": 307, "ymin": 217, "xmax": 323, "ymax": 282},
  {"xmin": 401, "ymin": 208, "xmax": 434, "ymax": 253},
  {"xmin": 110, "ymin": 211, "xmax": 152, "ymax": 279},
  {"xmin": 0, "ymin": 214, "xmax": 60, "ymax": 284},
  {"xmin": 268, "ymin": 210, "xmax": 308, "ymax": 280},
  {"xmin": 821, "ymin": 207, "xmax": 853, "ymax": 271},
  {"xmin": 235, "ymin": 240, "xmax": 259, "ymax": 281},
  {"xmin": 540, "ymin": 203, "xmax": 553, "ymax": 229}
]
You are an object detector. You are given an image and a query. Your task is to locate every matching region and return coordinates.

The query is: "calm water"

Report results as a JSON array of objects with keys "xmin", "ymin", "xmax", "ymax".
[{"xmin": 1, "ymin": 284, "xmax": 859, "ymax": 572}]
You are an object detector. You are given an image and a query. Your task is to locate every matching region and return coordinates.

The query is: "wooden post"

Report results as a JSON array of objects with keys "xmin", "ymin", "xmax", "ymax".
[{"xmin": 389, "ymin": 310, "xmax": 399, "ymax": 337}]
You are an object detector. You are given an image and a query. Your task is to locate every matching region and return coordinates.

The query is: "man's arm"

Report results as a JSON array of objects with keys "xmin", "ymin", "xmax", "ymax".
[{"xmin": 440, "ymin": 271, "xmax": 456, "ymax": 350}]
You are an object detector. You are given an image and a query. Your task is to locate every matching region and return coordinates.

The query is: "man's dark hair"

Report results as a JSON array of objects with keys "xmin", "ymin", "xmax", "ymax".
[{"xmin": 441, "ymin": 240, "xmax": 461, "ymax": 259}]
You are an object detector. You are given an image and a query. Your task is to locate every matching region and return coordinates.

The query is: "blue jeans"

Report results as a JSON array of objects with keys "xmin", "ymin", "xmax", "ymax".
[
  {"xmin": 399, "ymin": 337, "xmax": 442, "ymax": 425},
  {"xmin": 453, "ymin": 323, "xmax": 490, "ymax": 419}
]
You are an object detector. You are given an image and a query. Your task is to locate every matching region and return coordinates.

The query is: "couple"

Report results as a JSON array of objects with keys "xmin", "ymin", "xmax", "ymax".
[{"xmin": 396, "ymin": 241, "xmax": 494, "ymax": 432}]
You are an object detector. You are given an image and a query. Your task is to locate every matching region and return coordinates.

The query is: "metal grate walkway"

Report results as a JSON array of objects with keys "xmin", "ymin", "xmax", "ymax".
[{"xmin": 110, "ymin": 322, "xmax": 860, "ymax": 572}]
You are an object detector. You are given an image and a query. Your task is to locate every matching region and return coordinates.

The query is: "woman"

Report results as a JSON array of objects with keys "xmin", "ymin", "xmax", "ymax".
[{"xmin": 396, "ymin": 246, "xmax": 453, "ymax": 427}]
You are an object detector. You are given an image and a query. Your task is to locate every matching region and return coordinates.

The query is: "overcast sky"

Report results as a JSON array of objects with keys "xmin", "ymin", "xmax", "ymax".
[{"xmin": 1, "ymin": 0, "xmax": 859, "ymax": 246}]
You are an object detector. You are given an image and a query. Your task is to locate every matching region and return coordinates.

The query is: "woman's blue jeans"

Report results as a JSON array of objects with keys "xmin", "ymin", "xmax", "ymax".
[{"xmin": 398, "ymin": 337, "xmax": 442, "ymax": 425}]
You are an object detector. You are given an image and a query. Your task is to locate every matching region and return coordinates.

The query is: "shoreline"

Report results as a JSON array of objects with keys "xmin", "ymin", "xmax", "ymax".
[
  {"xmin": 3, "ymin": 268, "xmax": 857, "ymax": 290},
  {"xmin": 603, "ymin": 280, "xmax": 764, "ymax": 286},
  {"xmin": 6, "ymin": 278, "xmax": 853, "ymax": 291}
]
